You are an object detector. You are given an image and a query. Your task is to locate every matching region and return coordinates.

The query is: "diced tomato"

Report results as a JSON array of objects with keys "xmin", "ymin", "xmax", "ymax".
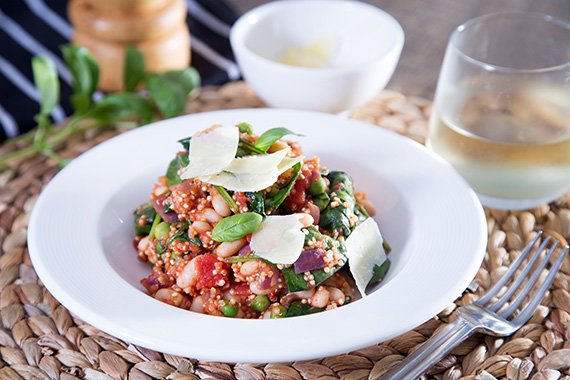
[
  {"xmin": 169, "ymin": 179, "xmax": 206, "ymax": 217},
  {"xmin": 195, "ymin": 254, "xmax": 230, "ymax": 290},
  {"xmin": 230, "ymin": 281, "xmax": 251, "ymax": 297}
]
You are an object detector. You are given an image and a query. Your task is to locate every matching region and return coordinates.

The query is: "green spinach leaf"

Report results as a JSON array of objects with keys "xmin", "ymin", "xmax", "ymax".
[
  {"xmin": 319, "ymin": 171, "xmax": 357, "ymax": 236},
  {"xmin": 264, "ymin": 162, "xmax": 301, "ymax": 212},
  {"xmin": 369, "ymin": 258, "xmax": 391, "ymax": 286},
  {"xmin": 134, "ymin": 203, "xmax": 157, "ymax": 235},
  {"xmin": 165, "ymin": 153, "xmax": 189, "ymax": 185},
  {"xmin": 178, "ymin": 136, "xmax": 191, "ymax": 151},
  {"xmin": 211, "ymin": 212, "xmax": 263, "ymax": 242},
  {"xmin": 286, "ymin": 301, "xmax": 325, "ymax": 317},
  {"xmin": 247, "ymin": 191, "xmax": 265, "ymax": 215}
]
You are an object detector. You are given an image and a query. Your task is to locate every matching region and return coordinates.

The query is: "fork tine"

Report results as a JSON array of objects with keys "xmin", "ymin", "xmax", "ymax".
[
  {"xmin": 486, "ymin": 237, "xmax": 551, "ymax": 312},
  {"xmin": 500, "ymin": 241, "xmax": 560, "ymax": 319},
  {"xmin": 511, "ymin": 245, "xmax": 569, "ymax": 325},
  {"xmin": 476, "ymin": 232, "xmax": 544, "ymax": 305}
]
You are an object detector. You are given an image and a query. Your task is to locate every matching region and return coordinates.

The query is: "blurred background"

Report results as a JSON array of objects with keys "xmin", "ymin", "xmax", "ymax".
[{"xmin": 0, "ymin": 0, "xmax": 568, "ymax": 141}]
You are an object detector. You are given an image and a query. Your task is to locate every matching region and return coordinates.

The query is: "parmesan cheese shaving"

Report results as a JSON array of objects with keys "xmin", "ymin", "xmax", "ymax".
[
  {"xmin": 199, "ymin": 170, "xmax": 282, "ymax": 192},
  {"xmin": 223, "ymin": 147, "xmax": 290, "ymax": 174},
  {"xmin": 345, "ymin": 218, "xmax": 387, "ymax": 297},
  {"xmin": 180, "ymin": 125, "xmax": 239, "ymax": 179},
  {"xmin": 250, "ymin": 214, "xmax": 306, "ymax": 264}
]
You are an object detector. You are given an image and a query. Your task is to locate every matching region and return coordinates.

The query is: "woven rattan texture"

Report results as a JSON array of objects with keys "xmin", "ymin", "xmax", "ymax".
[{"xmin": 1, "ymin": 82, "xmax": 570, "ymax": 380}]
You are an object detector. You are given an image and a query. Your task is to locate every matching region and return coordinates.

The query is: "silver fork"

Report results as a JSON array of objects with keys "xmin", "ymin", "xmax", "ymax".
[{"xmin": 381, "ymin": 231, "xmax": 569, "ymax": 380}]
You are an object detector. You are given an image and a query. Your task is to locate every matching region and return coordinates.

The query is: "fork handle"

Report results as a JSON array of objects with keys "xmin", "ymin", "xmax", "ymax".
[{"xmin": 379, "ymin": 318, "xmax": 477, "ymax": 380}]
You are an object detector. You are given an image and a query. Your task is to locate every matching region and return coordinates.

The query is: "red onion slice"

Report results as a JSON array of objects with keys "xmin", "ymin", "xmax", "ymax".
[{"xmin": 293, "ymin": 249, "xmax": 326, "ymax": 274}]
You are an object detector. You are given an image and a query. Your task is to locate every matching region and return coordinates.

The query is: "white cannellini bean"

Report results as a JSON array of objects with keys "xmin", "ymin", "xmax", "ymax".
[
  {"xmin": 214, "ymin": 238, "xmax": 247, "ymax": 258},
  {"xmin": 201, "ymin": 207, "xmax": 222, "ymax": 224},
  {"xmin": 190, "ymin": 295, "xmax": 204, "ymax": 313},
  {"xmin": 326, "ymin": 286, "xmax": 345, "ymax": 303},
  {"xmin": 191, "ymin": 221, "xmax": 211, "ymax": 233},
  {"xmin": 250, "ymin": 281, "xmax": 273, "ymax": 295},
  {"xmin": 298, "ymin": 213, "xmax": 314, "ymax": 227},
  {"xmin": 310, "ymin": 286, "xmax": 330, "ymax": 308},
  {"xmin": 155, "ymin": 289, "xmax": 189, "ymax": 308},
  {"xmin": 240, "ymin": 260, "xmax": 260, "ymax": 276},
  {"xmin": 262, "ymin": 310, "xmax": 272, "ymax": 319},
  {"xmin": 137, "ymin": 236, "xmax": 152, "ymax": 251},
  {"xmin": 212, "ymin": 193, "xmax": 232, "ymax": 217},
  {"xmin": 177, "ymin": 258, "xmax": 197, "ymax": 289}
]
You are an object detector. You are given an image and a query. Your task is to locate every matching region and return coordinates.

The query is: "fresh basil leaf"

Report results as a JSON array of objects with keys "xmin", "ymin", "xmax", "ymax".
[
  {"xmin": 211, "ymin": 212, "xmax": 262, "ymax": 242},
  {"xmin": 178, "ymin": 136, "xmax": 191, "ymax": 151},
  {"xmin": 247, "ymin": 191, "xmax": 265, "ymax": 215},
  {"xmin": 89, "ymin": 93, "xmax": 154, "ymax": 124},
  {"xmin": 124, "ymin": 45, "xmax": 145, "ymax": 92},
  {"xmin": 237, "ymin": 122, "xmax": 253, "ymax": 135},
  {"xmin": 369, "ymin": 258, "xmax": 391, "ymax": 286},
  {"xmin": 264, "ymin": 162, "xmax": 301, "ymax": 212},
  {"xmin": 31, "ymin": 56, "xmax": 59, "ymax": 116},
  {"xmin": 165, "ymin": 153, "xmax": 189, "ymax": 185},
  {"xmin": 215, "ymin": 186, "xmax": 239, "ymax": 214},
  {"xmin": 145, "ymin": 68, "xmax": 201, "ymax": 118},
  {"xmin": 161, "ymin": 67, "xmax": 201, "ymax": 94},
  {"xmin": 286, "ymin": 301, "xmax": 324, "ymax": 317},
  {"xmin": 61, "ymin": 44, "xmax": 99, "ymax": 114},
  {"xmin": 255, "ymin": 127, "xmax": 301, "ymax": 153}
]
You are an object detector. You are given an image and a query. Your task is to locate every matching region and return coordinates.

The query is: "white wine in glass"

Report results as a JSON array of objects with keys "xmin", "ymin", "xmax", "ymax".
[{"xmin": 428, "ymin": 12, "xmax": 570, "ymax": 210}]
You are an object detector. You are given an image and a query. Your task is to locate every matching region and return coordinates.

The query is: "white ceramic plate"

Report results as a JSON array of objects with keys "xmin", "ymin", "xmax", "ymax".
[{"xmin": 28, "ymin": 109, "xmax": 486, "ymax": 363}]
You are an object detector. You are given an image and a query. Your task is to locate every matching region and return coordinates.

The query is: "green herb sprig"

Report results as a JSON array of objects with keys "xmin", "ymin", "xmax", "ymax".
[{"xmin": 1, "ymin": 44, "xmax": 200, "ymax": 169}]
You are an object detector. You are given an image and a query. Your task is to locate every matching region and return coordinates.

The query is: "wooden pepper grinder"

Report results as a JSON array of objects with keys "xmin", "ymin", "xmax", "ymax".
[{"xmin": 68, "ymin": 0, "xmax": 190, "ymax": 92}]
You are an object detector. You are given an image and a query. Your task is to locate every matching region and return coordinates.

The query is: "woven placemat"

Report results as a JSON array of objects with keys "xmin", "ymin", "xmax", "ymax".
[{"xmin": 1, "ymin": 82, "xmax": 569, "ymax": 380}]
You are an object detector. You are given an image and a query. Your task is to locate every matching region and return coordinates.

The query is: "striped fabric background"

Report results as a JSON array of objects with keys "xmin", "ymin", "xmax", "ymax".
[{"xmin": 0, "ymin": 0, "xmax": 241, "ymax": 142}]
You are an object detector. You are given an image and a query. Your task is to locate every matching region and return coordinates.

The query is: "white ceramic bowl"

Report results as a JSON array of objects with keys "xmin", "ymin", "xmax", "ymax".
[{"xmin": 230, "ymin": 0, "xmax": 405, "ymax": 113}]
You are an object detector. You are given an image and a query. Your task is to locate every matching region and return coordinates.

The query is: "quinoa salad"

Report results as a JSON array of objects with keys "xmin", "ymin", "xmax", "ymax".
[{"xmin": 133, "ymin": 123, "xmax": 391, "ymax": 318}]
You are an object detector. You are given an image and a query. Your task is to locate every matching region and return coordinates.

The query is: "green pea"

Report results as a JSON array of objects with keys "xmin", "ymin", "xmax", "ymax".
[
  {"xmin": 251, "ymin": 295, "xmax": 270, "ymax": 312},
  {"xmin": 221, "ymin": 301, "xmax": 238, "ymax": 317},
  {"xmin": 309, "ymin": 177, "xmax": 327, "ymax": 195},
  {"xmin": 155, "ymin": 222, "xmax": 170, "ymax": 240},
  {"xmin": 270, "ymin": 305, "xmax": 287, "ymax": 319}
]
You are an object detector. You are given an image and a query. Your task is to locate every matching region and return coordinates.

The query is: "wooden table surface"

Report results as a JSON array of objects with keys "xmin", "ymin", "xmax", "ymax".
[{"xmin": 228, "ymin": 0, "xmax": 570, "ymax": 99}]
